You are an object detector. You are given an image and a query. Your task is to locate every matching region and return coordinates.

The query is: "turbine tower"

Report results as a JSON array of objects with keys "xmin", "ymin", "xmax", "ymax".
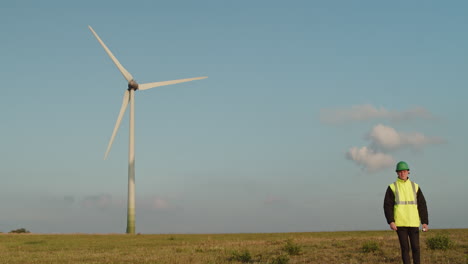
[{"xmin": 88, "ymin": 26, "xmax": 207, "ymax": 234}]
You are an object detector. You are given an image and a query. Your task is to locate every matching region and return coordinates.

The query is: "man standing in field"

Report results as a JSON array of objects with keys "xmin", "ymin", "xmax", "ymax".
[{"xmin": 384, "ymin": 161, "xmax": 429, "ymax": 264}]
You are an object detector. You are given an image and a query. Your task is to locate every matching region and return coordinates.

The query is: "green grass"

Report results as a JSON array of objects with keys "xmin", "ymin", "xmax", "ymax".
[
  {"xmin": 0, "ymin": 229, "xmax": 466, "ymax": 263},
  {"xmin": 361, "ymin": 240, "xmax": 380, "ymax": 253},
  {"xmin": 283, "ymin": 239, "xmax": 302, "ymax": 256},
  {"xmin": 426, "ymin": 233, "xmax": 454, "ymax": 250}
]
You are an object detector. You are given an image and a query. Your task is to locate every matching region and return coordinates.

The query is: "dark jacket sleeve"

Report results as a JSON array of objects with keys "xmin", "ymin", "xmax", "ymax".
[
  {"xmin": 383, "ymin": 186, "xmax": 395, "ymax": 224},
  {"xmin": 417, "ymin": 188, "xmax": 429, "ymax": 225}
]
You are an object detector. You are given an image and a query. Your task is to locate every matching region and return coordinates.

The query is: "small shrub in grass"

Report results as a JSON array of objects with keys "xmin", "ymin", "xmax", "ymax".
[
  {"xmin": 361, "ymin": 241, "xmax": 379, "ymax": 253},
  {"xmin": 426, "ymin": 234, "xmax": 453, "ymax": 250},
  {"xmin": 283, "ymin": 239, "xmax": 302, "ymax": 255},
  {"xmin": 9, "ymin": 228, "xmax": 30, "ymax": 234},
  {"xmin": 229, "ymin": 250, "xmax": 252, "ymax": 263},
  {"xmin": 331, "ymin": 241, "xmax": 346, "ymax": 248},
  {"xmin": 269, "ymin": 254, "xmax": 290, "ymax": 264}
]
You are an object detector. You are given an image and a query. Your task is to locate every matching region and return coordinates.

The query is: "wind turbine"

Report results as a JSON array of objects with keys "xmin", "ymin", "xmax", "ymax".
[{"xmin": 88, "ymin": 26, "xmax": 207, "ymax": 234}]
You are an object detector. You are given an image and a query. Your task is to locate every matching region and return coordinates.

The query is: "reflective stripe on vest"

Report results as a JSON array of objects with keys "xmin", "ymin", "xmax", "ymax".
[{"xmin": 393, "ymin": 181, "xmax": 417, "ymax": 205}]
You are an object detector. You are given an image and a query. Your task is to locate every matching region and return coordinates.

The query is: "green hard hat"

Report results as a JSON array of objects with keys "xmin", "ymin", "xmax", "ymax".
[{"xmin": 395, "ymin": 161, "xmax": 410, "ymax": 171}]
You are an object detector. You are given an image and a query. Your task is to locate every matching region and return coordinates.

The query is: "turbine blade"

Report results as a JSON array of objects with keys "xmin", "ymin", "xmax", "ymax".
[
  {"xmin": 104, "ymin": 90, "xmax": 130, "ymax": 159},
  {"xmin": 138, "ymin": 76, "xmax": 208, "ymax": 91},
  {"xmin": 88, "ymin": 25, "xmax": 134, "ymax": 82}
]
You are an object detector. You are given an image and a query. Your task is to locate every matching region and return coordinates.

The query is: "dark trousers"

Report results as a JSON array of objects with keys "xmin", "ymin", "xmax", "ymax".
[{"xmin": 396, "ymin": 227, "xmax": 420, "ymax": 264}]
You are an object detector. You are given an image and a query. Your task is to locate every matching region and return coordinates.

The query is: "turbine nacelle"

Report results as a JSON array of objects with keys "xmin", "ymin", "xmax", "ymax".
[{"xmin": 128, "ymin": 80, "xmax": 139, "ymax": 91}]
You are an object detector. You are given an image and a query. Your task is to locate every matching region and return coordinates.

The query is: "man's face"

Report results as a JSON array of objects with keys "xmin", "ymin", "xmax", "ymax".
[{"xmin": 397, "ymin": 170, "xmax": 409, "ymax": 181}]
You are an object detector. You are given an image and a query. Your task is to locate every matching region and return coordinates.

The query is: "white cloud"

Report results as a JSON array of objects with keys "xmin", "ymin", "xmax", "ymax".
[
  {"xmin": 367, "ymin": 124, "xmax": 402, "ymax": 150},
  {"xmin": 264, "ymin": 196, "xmax": 286, "ymax": 205},
  {"xmin": 320, "ymin": 104, "xmax": 434, "ymax": 124},
  {"xmin": 138, "ymin": 196, "xmax": 174, "ymax": 211},
  {"xmin": 399, "ymin": 107, "xmax": 434, "ymax": 121},
  {"xmin": 346, "ymin": 124, "xmax": 446, "ymax": 172},
  {"xmin": 151, "ymin": 197, "xmax": 170, "ymax": 210},
  {"xmin": 402, "ymin": 132, "xmax": 446, "ymax": 147},
  {"xmin": 80, "ymin": 194, "xmax": 113, "ymax": 210},
  {"xmin": 368, "ymin": 124, "xmax": 446, "ymax": 150},
  {"xmin": 346, "ymin": 146, "xmax": 395, "ymax": 172},
  {"xmin": 77, "ymin": 194, "xmax": 178, "ymax": 212},
  {"xmin": 63, "ymin": 196, "xmax": 75, "ymax": 205}
]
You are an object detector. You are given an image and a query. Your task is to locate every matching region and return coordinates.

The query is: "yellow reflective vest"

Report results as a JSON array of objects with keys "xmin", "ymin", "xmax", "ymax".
[{"xmin": 389, "ymin": 178, "xmax": 420, "ymax": 227}]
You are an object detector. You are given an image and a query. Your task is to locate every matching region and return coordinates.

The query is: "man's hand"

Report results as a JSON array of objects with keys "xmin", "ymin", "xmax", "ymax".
[
  {"xmin": 422, "ymin": 224, "xmax": 428, "ymax": 232},
  {"xmin": 390, "ymin": 222, "xmax": 397, "ymax": 231}
]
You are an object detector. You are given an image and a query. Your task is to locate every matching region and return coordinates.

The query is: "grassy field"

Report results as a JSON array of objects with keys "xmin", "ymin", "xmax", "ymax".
[{"xmin": 0, "ymin": 229, "xmax": 466, "ymax": 263}]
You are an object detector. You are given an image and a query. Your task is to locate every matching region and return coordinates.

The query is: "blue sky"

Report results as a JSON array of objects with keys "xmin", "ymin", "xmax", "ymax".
[{"xmin": 1, "ymin": 0, "xmax": 467, "ymax": 233}]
